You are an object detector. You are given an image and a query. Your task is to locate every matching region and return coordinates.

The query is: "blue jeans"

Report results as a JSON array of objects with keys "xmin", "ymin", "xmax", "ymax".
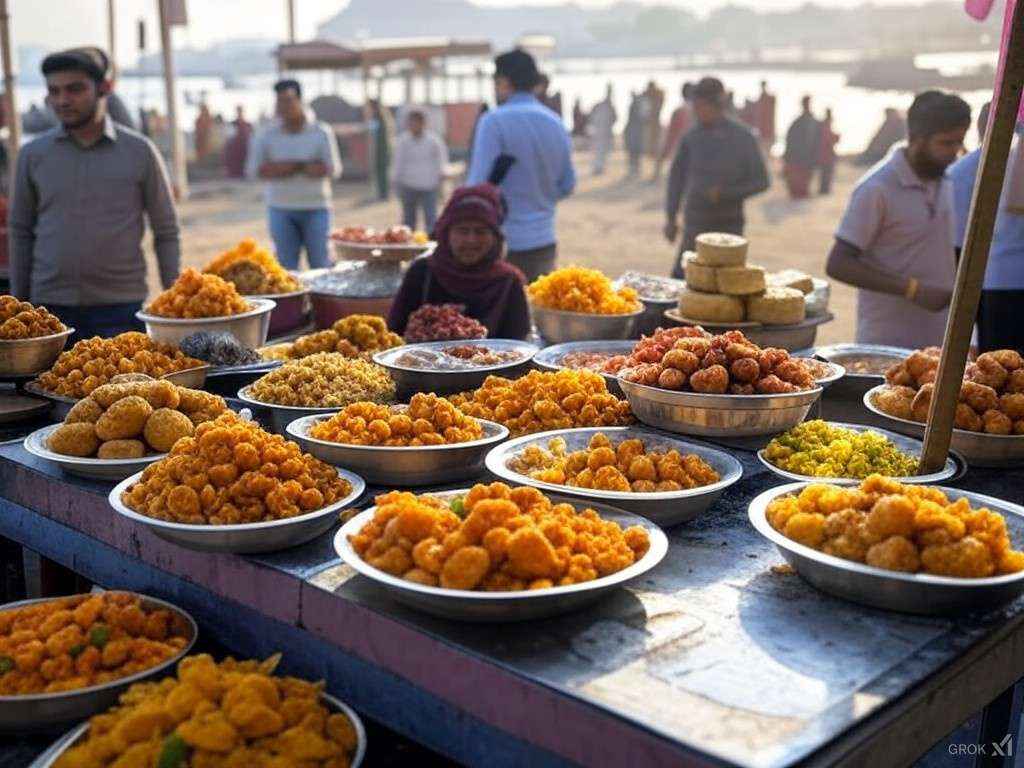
[
  {"xmin": 267, "ymin": 207, "xmax": 331, "ymax": 270},
  {"xmin": 46, "ymin": 302, "xmax": 143, "ymax": 344},
  {"xmin": 398, "ymin": 186, "xmax": 438, "ymax": 231}
]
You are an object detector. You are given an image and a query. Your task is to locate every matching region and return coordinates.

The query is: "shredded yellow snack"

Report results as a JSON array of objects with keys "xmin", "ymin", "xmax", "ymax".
[
  {"xmin": 247, "ymin": 353, "xmax": 395, "ymax": 408},
  {"xmin": 310, "ymin": 393, "xmax": 482, "ymax": 446},
  {"xmin": 528, "ymin": 266, "xmax": 641, "ymax": 314},
  {"xmin": 203, "ymin": 237, "xmax": 301, "ymax": 295}
]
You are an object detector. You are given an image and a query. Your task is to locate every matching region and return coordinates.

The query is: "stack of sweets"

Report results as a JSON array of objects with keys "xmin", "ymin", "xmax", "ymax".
[{"xmin": 678, "ymin": 233, "xmax": 806, "ymax": 326}]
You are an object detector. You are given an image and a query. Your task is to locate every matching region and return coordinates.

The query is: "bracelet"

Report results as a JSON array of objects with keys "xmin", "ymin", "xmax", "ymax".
[{"xmin": 904, "ymin": 277, "xmax": 919, "ymax": 301}]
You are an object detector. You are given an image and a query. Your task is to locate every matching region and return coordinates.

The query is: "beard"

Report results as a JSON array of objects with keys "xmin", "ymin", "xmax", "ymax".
[
  {"xmin": 58, "ymin": 100, "xmax": 101, "ymax": 130},
  {"xmin": 908, "ymin": 147, "xmax": 951, "ymax": 179}
]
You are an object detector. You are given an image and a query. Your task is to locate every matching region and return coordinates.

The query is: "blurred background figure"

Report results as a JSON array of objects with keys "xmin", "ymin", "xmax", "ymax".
[
  {"xmin": 224, "ymin": 106, "xmax": 251, "ymax": 179},
  {"xmin": 193, "ymin": 100, "xmax": 214, "ymax": 162},
  {"xmin": 624, "ymin": 91, "xmax": 645, "ymax": 178},
  {"xmin": 367, "ymin": 98, "xmax": 394, "ymax": 201},
  {"xmin": 590, "ymin": 84, "xmax": 616, "ymax": 176},
  {"xmin": 818, "ymin": 108, "xmax": 840, "ymax": 195},
  {"xmin": 753, "ymin": 79, "xmax": 776, "ymax": 155},
  {"xmin": 643, "ymin": 80, "xmax": 665, "ymax": 178},
  {"xmin": 857, "ymin": 107, "xmax": 907, "ymax": 166},
  {"xmin": 656, "ymin": 82, "xmax": 693, "ymax": 181},
  {"xmin": 535, "ymin": 74, "xmax": 563, "ymax": 117},
  {"xmin": 572, "ymin": 99, "xmax": 588, "ymax": 138},
  {"xmin": 784, "ymin": 96, "xmax": 820, "ymax": 199},
  {"xmin": 391, "ymin": 109, "xmax": 448, "ymax": 232}
]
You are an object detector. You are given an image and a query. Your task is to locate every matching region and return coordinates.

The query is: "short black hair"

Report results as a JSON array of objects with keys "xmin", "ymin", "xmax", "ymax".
[
  {"xmin": 274, "ymin": 79, "xmax": 302, "ymax": 99},
  {"xmin": 494, "ymin": 49, "xmax": 540, "ymax": 92},
  {"xmin": 41, "ymin": 47, "xmax": 107, "ymax": 83},
  {"xmin": 907, "ymin": 90, "xmax": 971, "ymax": 139},
  {"xmin": 691, "ymin": 77, "xmax": 725, "ymax": 107},
  {"xmin": 681, "ymin": 82, "xmax": 694, "ymax": 100}
]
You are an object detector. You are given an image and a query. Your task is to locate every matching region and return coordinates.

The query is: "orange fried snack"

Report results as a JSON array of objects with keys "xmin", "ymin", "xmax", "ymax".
[
  {"xmin": 146, "ymin": 268, "xmax": 252, "ymax": 318},
  {"xmin": 53, "ymin": 654, "xmax": 358, "ymax": 768},
  {"xmin": 310, "ymin": 393, "xmax": 482, "ymax": 446},
  {"xmin": 0, "ymin": 295, "xmax": 65, "ymax": 339},
  {"xmin": 203, "ymin": 237, "xmax": 301, "ymax": 295},
  {"xmin": 349, "ymin": 482, "xmax": 651, "ymax": 590},
  {"xmin": 528, "ymin": 266, "xmax": 641, "ymax": 314},
  {"xmin": 36, "ymin": 332, "xmax": 203, "ymax": 398},
  {"xmin": 766, "ymin": 474, "xmax": 1024, "ymax": 577},
  {"xmin": 0, "ymin": 591, "xmax": 189, "ymax": 696},
  {"xmin": 121, "ymin": 412, "xmax": 351, "ymax": 524},
  {"xmin": 282, "ymin": 314, "xmax": 404, "ymax": 360},
  {"xmin": 509, "ymin": 432, "xmax": 719, "ymax": 492},
  {"xmin": 448, "ymin": 369, "xmax": 632, "ymax": 437}
]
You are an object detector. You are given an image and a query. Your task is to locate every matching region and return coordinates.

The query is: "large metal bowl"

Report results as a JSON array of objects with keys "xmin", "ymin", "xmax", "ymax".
[
  {"xmin": 109, "ymin": 468, "xmax": 365, "ymax": 553},
  {"xmin": 288, "ymin": 414, "xmax": 509, "ymax": 486},
  {"xmin": 815, "ymin": 343, "xmax": 910, "ymax": 403},
  {"xmin": 161, "ymin": 364, "xmax": 209, "ymax": 389},
  {"xmin": 236, "ymin": 385, "xmax": 342, "ymax": 434},
  {"xmin": 247, "ymin": 288, "xmax": 310, "ymax": 337},
  {"xmin": 756, "ymin": 421, "xmax": 962, "ymax": 486},
  {"xmin": 485, "ymin": 426, "xmax": 743, "ymax": 526},
  {"xmin": 335, "ymin": 491, "xmax": 668, "ymax": 622},
  {"xmin": 0, "ymin": 592, "xmax": 196, "ymax": 733},
  {"xmin": 373, "ymin": 339, "xmax": 539, "ymax": 398},
  {"xmin": 24, "ymin": 424, "xmax": 166, "ymax": 482},
  {"xmin": 532, "ymin": 340, "xmax": 634, "ymax": 397},
  {"xmin": 531, "ymin": 303, "xmax": 643, "ymax": 344},
  {"xmin": 137, "ymin": 298, "xmax": 276, "ymax": 348},
  {"xmin": 32, "ymin": 690, "xmax": 366, "ymax": 767},
  {"xmin": 0, "ymin": 328, "xmax": 74, "ymax": 378},
  {"xmin": 863, "ymin": 384, "xmax": 1024, "ymax": 467},
  {"xmin": 662, "ymin": 309, "xmax": 834, "ymax": 351},
  {"xmin": 619, "ymin": 377, "xmax": 823, "ymax": 438},
  {"xmin": 749, "ymin": 482, "xmax": 1024, "ymax": 614}
]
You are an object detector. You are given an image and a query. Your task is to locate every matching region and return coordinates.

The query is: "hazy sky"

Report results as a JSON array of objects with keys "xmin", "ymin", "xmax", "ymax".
[{"xmin": 13, "ymin": 0, "xmax": 955, "ymax": 69}]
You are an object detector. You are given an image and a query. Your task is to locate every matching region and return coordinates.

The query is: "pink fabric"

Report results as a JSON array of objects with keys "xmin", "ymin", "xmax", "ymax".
[
  {"xmin": 965, "ymin": 0, "xmax": 996, "ymax": 19},
  {"xmin": 967, "ymin": 0, "xmax": 1024, "ymax": 120}
]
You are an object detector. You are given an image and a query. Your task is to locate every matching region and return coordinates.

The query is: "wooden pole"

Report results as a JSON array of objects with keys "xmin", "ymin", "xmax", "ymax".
[
  {"xmin": 287, "ymin": 0, "xmax": 296, "ymax": 44},
  {"xmin": 0, "ymin": 0, "xmax": 19, "ymax": 182},
  {"xmin": 107, "ymin": 0, "xmax": 116, "ymax": 61},
  {"xmin": 157, "ymin": 0, "xmax": 187, "ymax": 199},
  {"xmin": 919, "ymin": 0, "xmax": 1024, "ymax": 472}
]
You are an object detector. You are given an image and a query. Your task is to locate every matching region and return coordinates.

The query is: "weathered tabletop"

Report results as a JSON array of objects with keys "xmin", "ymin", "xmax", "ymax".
[{"xmin": 0, "ymin": 429, "xmax": 1022, "ymax": 768}]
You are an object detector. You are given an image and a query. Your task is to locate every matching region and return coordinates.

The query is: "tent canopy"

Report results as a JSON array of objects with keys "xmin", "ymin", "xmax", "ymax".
[{"xmin": 277, "ymin": 37, "xmax": 491, "ymax": 72}]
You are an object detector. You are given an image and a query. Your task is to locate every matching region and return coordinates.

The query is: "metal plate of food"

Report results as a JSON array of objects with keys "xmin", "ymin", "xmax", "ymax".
[
  {"xmin": 24, "ymin": 424, "xmax": 166, "ymax": 481},
  {"xmin": 137, "ymin": 298, "xmax": 276, "ymax": 349},
  {"xmin": 485, "ymin": 426, "xmax": 742, "ymax": 525},
  {"xmin": 0, "ymin": 328, "xmax": 75, "ymax": 379},
  {"xmin": 236, "ymin": 385, "xmax": 341, "ymax": 434},
  {"xmin": 332, "ymin": 239, "xmax": 434, "ymax": 263},
  {"xmin": 749, "ymin": 482, "xmax": 1024, "ymax": 614},
  {"xmin": 373, "ymin": 339, "xmax": 538, "ymax": 397},
  {"xmin": 532, "ymin": 340, "xmax": 635, "ymax": 396},
  {"xmin": 335, "ymin": 491, "xmax": 668, "ymax": 622},
  {"xmin": 109, "ymin": 468, "xmax": 365, "ymax": 554},
  {"xmin": 160, "ymin": 364, "xmax": 209, "ymax": 389},
  {"xmin": 797, "ymin": 357, "xmax": 846, "ymax": 388}
]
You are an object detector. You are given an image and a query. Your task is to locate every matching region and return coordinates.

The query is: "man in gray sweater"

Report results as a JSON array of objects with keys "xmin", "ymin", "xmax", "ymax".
[
  {"xmin": 9, "ymin": 47, "xmax": 179, "ymax": 341},
  {"xmin": 663, "ymin": 77, "xmax": 770, "ymax": 278}
]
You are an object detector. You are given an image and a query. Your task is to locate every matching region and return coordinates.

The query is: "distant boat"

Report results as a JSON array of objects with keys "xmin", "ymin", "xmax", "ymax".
[{"xmin": 848, "ymin": 58, "xmax": 996, "ymax": 91}]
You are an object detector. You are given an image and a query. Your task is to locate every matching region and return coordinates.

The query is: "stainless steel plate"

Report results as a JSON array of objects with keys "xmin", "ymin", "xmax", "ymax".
[
  {"xmin": 32, "ymin": 690, "xmax": 366, "ymax": 767},
  {"xmin": 137, "ymin": 298, "xmax": 276, "ymax": 349},
  {"xmin": 0, "ymin": 592, "xmax": 196, "ymax": 733},
  {"xmin": 288, "ymin": 414, "xmax": 509, "ymax": 486},
  {"xmin": 531, "ymin": 304, "xmax": 643, "ymax": 344},
  {"xmin": 749, "ymin": 482, "xmax": 1024, "ymax": 614},
  {"xmin": 109, "ymin": 468, "xmax": 365, "ymax": 553},
  {"xmin": 798, "ymin": 358, "xmax": 846, "ymax": 388},
  {"xmin": 863, "ymin": 384, "xmax": 1024, "ymax": 467},
  {"xmin": 24, "ymin": 424, "xmax": 166, "ymax": 481},
  {"xmin": 335, "ymin": 491, "xmax": 668, "ymax": 622},
  {"xmin": 532, "ymin": 340, "xmax": 635, "ymax": 396},
  {"xmin": 373, "ymin": 339, "xmax": 539, "ymax": 397},
  {"xmin": 236, "ymin": 385, "xmax": 342, "ymax": 434},
  {"xmin": 815, "ymin": 343, "xmax": 911, "ymax": 380},
  {"xmin": 161, "ymin": 364, "xmax": 209, "ymax": 389},
  {"xmin": 619, "ymin": 377, "xmax": 823, "ymax": 438},
  {"xmin": 484, "ymin": 426, "xmax": 742, "ymax": 526},
  {"xmin": 755, "ymin": 421, "xmax": 960, "ymax": 485},
  {"xmin": 332, "ymin": 239, "xmax": 434, "ymax": 264}
]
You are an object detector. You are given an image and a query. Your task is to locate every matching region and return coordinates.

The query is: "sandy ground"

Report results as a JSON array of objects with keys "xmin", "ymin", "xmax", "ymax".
[{"xmin": 163, "ymin": 148, "xmax": 859, "ymax": 345}]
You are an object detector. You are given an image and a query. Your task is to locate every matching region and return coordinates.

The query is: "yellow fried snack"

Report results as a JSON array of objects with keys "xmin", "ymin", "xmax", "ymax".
[
  {"xmin": 203, "ymin": 237, "xmax": 301, "ymax": 294},
  {"xmin": 53, "ymin": 654, "xmax": 358, "ymax": 768},
  {"xmin": 94, "ymin": 395, "xmax": 153, "ymax": 441},
  {"xmin": 528, "ymin": 266, "xmax": 641, "ymax": 314},
  {"xmin": 509, "ymin": 432, "xmax": 719, "ymax": 492},
  {"xmin": 766, "ymin": 474, "xmax": 1024, "ymax": 577},
  {"xmin": 146, "ymin": 268, "xmax": 252, "ymax": 318},
  {"xmin": 247, "ymin": 353, "xmax": 396, "ymax": 408},
  {"xmin": 121, "ymin": 412, "xmax": 351, "ymax": 524},
  {"xmin": 277, "ymin": 314, "xmax": 404, "ymax": 360},
  {"xmin": 763, "ymin": 420, "xmax": 919, "ymax": 479},
  {"xmin": 449, "ymin": 369, "xmax": 632, "ymax": 437},
  {"xmin": 64, "ymin": 397, "xmax": 103, "ymax": 425},
  {"xmin": 0, "ymin": 591, "xmax": 190, "ymax": 697},
  {"xmin": 310, "ymin": 393, "xmax": 482, "ymax": 446},
  {"xmin": 143, "ymin": 408, "xmax": 195, "ymax": 452},
  {"xmin": 47, "ymin": 423, "xmax": 100, "ymax": 457},
  {"xmin": 0, "ymin": 295, "xmax": 65, "ymax": 339},
  {"xmin": 36, "ymin": 332, "xmax": 202, "ymax": 399},
  {"xmin": 97, "ymin": 439, "xmax": 147, "ymax": 459},
  {"xmin": 349, "ymin": 482, "xmax": 650, "ymax": 590}
]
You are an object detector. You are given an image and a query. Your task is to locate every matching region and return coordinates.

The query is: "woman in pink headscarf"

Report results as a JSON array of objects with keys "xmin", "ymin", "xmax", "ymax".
[{"xmin": 387, "ymin": 184, "xmax": 530, "ymax": 339}]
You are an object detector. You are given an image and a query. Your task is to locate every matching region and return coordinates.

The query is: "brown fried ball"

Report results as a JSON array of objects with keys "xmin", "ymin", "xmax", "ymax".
[
  {"xmin": 905, "ymin": 350, "xmax": 939, "ymax": 386},
  {"xmin": 657, "ymin": 367, "xmax": 687, "ymax": 390},
  {"xmin": 773, "ymin": 359, "xmax": 814, "ymax": 388},
  {"xmin": 754, "ymin": 374, "xmax": 798, "ymax": 394},
  {"xmin": 90, "ymin": 382, "xmax": 136, "ymax": 409},
  {"xmin": 673, "ymin": 337, "xmax": 710, "ymax": 358},
  {"xmin": 968, "ymin": 355, "xmax": 1009, "ymax": 390},
  {"xmin": 661, "ymin": 349, "xmax": 699, "ymax": 374},
  {"xmin": 700, "ymin": 349, "xmax": 728, "ymax": 370},
  {"xmin": 999, "ymin": 393, "xmax": 1024, "ymax": 420},
  {"xmin": 989, "ymin": 349, "xmax": 1024, "ymax": 372},
  {"xmin": 1014, "ymin": 420, "xmax": 1024, "ymax": 435},
  {"xmin": 954, "ymin": 403, "xmax": 983, "ymax": 432},
  {"xmin": 959, "ymin": 381, "xmax": 999, "ymax": 413},
  {"xmin": 143, "ymin": 408, "xmax": 195, "ymax": 452},
  {"xmin": 885, "ymin": 363, "xmax": 915, "ymax": 388},
  {"xmin": 47, "ymin": 423, "xmax": 99, "ymax": 457},
  {"xmin": 138, "ymin": 379, "xmax": 181, "ymax": 410},
  {"xmin": 97, "ymin": 439, "xmax": 146, "ymax": 459},
  {"xmin": 1007, "ymin": 369, "xmax": 1024, "ymax": 395},
  {"xmin": 873, "ymin": 385, "xmax": 916, "ymax": 421},
  {"xmin": 64, "ymin": 397, "xmax": 103, "ymax": 424},
  {"xmin": 729, "ymin": 383, "xmax": 755, "ymax": 395},
  {"xmin": 94, "ymin": 395, "xmax": 153, "ymax": 441},
  {"xmin": 982, "ymin": 409, "xmax": 1012, "ymax": 435},
  {"xmin": 911, "ymin": 383, "xmax": 934, "ymax": 423},
  {"xmin": 690, "ymin": 364, "xmax": 729, "ymax": 394},
  {"xmin": 725, "ymin": 342, "xmax": 759, "ymax": 362},
  {"xmin": 730, "ymin": 357, "xmax": 761, "ymax": 383}
]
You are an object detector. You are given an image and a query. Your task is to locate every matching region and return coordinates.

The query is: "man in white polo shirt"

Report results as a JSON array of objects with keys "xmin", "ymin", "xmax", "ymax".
[{"xmin": 826, "ymin": 91, "xmax": 971, "ymax": 348}]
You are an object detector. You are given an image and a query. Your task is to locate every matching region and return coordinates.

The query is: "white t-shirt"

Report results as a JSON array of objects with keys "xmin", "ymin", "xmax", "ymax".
[
  {"xmin": 836, "ymin": 146, "xmax": 957, "ymax": 348},
  {"xmin": 390, "ymin": 131, "xmax": 448, "ymax": 191},
  {"xmin": 246, "ymin": 117, "xmax": 342, "ymax": 210}
]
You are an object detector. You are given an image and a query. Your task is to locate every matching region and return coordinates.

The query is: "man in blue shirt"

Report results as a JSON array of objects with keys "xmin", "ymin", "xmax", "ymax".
[
  {"xmin": 466, "ymin": 49, "xmax": 576, "ymax": 282},
  {"xmin": 949, "ymin": 102, "xmax": 1024, "ymax": 352}
]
